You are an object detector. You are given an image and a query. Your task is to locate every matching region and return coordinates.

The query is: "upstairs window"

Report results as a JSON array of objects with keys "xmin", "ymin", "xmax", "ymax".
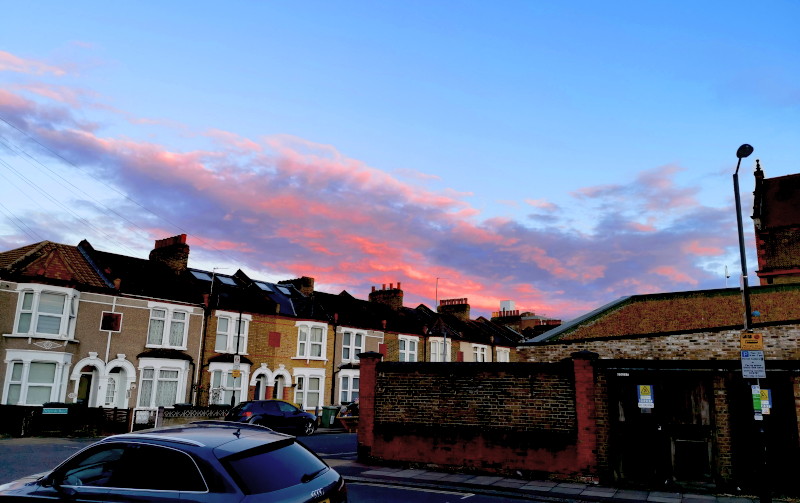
[
  {"xmin": 472, "ymin": 344, "xmax": 489, "ymax": 362},
  {"xmin": 398, "ymin": 336, "xmax": 418, "ymax": 362},
  {"xmin": 214, "ymin": 312, "xmax": 251, "ymax": 354},
  {"xmin": 13, "ymin": 285, "xmax": 77, "ymax": 339},
  {"xmin": 295, "ymin": 322, "xmax": 327, "ymax": 360},
  {"xmin": 146, "ymin": 304, "xmax": 189, "ymax": 349},
  {"xmin": 341, "ymin": 330, "xmax": 364, "ymax": 362},
  {"xmin": 496, "ymin": 348, "xmax": 510, "ymax": 362},
  {"xmin": 430, "ymin": 338, "xmax": 452, "ymax": 362}
]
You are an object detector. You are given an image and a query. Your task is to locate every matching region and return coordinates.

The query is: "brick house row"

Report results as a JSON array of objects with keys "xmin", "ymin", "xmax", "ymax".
[{"xmin": 0, "ymin": 234, "xmax": 524, "ymax": 416}]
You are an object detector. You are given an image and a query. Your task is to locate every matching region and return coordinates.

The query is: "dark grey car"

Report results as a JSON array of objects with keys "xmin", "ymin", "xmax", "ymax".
[{"xmin": 0, "ymin": 421, "xmax": 347, "ymax": 502}]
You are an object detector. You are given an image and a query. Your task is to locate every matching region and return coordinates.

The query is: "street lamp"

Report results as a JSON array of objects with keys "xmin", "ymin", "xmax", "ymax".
[{"xmin": 733, "ymin": 143, "xmax": 754, "ymax": 330}]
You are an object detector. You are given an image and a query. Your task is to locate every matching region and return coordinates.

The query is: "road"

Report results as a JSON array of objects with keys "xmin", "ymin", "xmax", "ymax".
[{"xmin": 0, "ymin": 433, "xmax": 541, "ymax": 502}]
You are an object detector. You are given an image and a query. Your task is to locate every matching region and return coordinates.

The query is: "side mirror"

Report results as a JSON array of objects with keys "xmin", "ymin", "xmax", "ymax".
[{"xmin": 48, "ymin": 473, "xmax": 77, "ymax": 497}]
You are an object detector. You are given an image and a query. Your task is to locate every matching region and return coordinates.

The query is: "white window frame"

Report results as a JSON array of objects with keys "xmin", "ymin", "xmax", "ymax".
[
  {"xmin": 294, "ymin": 321, "xmax": 328, "ymax": 362},
  {"xmin": 214, "ymin": 311, "xmax": 251, "ymax": 354},
  {"xmin": 496, "ymin": 347, "xmax": 511, "ymax": 362},
  {"xmin": 472, "ymin": 344, "xmax": 490, "ymax": 362},
  {"xmin": 136, "ymin": 358, "xmax": 189, "ymax": 409},
  {"xmin": 2, "ymin": 349, "xmax": 72, "ymax": 405},
  {"xmin": 146, "ymin": 302, "xmax": 190, "ymax": 350},
  {"xmin": 339, "ymin": 369, "xmax": 360, "ymax": 405},
  {"xmin": 429, "ymin": 337, "xmax": 452, "ymax": 362},
  {"xmin": 398, "ymin": 335, "xmax": 419, "ymax": 362},
  {"xmin": 8, "ymin": 284, "xmax": 78, "ymax": 340},
  {"xmin": 208, "ymin": 362, "xmax": 250, "ymax": 406},
  {"xmin": 341, "ymin": 329, "xmax": 365, "ymax": 363},
  {"xmin": 293, "ymin": 368, "xmax": 325, "ymax": 410}
]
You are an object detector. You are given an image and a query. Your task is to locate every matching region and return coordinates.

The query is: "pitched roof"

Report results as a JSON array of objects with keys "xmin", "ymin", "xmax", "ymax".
[
  {"xmin": 527, "ymin": 284, "xmax": 800, "ymax": 343},
  {"xmin": 0, "ymin": 240, "xmax": 111, "ymax": 290}
]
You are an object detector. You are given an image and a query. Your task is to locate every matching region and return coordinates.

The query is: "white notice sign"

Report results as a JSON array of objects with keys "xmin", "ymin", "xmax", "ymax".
[{"xmin": 741, "ymin": 350, "xmax": 766, "ymax": 379}]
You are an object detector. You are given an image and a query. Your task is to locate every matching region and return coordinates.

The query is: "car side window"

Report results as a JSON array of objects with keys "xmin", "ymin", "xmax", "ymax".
[
  {"xmin": 276, "ymin": 401, "xmax": 297, "ymax": 413},
  {"xmin": 261, "ymin": 401, "xmax": 280, "ymax": 413},
  {"xmin": 59, "ymin": 445, "xmax": 126, "ymax": 487},
  {"xmin": 108, "ymin": 444, "xmax": 207, "ymax": 492}
]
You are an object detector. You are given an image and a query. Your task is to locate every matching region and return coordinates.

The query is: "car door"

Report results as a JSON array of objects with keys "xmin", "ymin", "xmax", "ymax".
[
  {"xmin": 255, "ymin": 401, "xmax": 285, "ymax": 431},
  {"xmin": 99, "ymin": 442, "xmax": 206, "ymax": 503},
  {"xmin": 276, "ymin": 401, "xmax": 305, "ymax": 433},
  {"xmin": 24, "ymin": 444, "xmax": 122, "ymax": 502}
]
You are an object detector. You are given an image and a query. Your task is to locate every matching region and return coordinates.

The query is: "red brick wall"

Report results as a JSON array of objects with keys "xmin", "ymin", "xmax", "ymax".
[{"xmin": 358, "ymin": 355, "xmax": 600, "ymax": 481}]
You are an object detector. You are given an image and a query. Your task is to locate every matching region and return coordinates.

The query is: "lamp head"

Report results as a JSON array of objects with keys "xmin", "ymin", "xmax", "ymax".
[{"xmin": 736, "ymin": 144, "xmax": 754, "ymax": 159}]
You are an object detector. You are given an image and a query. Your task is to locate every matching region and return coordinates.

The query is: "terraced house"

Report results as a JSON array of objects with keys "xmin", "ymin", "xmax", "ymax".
[{"xmin": 1, "ymin": 233, "xmax": 525, "ymax": 432}]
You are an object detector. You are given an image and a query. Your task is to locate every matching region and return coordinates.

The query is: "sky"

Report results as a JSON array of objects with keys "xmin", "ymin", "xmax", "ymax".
[{"xmin": 1, "ymin": 1, "xmax": 799, "ymax": 322}]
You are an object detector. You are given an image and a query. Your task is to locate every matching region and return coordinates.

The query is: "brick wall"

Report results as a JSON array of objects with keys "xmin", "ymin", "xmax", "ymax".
[
  {"xmin": 519, "ymin": 325, "xmax": 800, "ymax": 363},
  {"xmin": 359, "ymin": 354, "xmax": 601, "ymax": 481}
]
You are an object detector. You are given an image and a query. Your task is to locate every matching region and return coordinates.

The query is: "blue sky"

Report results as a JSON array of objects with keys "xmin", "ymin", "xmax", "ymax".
[{"xmin": 1, "ymin": 1, "xmax": 799, "ymax": 320}]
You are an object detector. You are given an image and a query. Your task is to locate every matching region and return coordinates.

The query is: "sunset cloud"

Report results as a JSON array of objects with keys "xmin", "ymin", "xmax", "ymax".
[
  {"xmin": 0, "ymin": 51, "xmax": 67, "ymax": 76},
  {"xmin": 0, "ymin": 54, "xmax": 750, "ymax": 321}
]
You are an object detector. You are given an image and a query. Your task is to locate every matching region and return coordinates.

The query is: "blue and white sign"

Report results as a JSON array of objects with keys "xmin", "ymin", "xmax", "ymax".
[{"xmin": 741, "ymin": 350, "xmax": 766, "ymax": 379}]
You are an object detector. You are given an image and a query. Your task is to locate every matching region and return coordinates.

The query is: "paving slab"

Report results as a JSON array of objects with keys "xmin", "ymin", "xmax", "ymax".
[
  {"xmin": 648, "ymin": 491, "xmax": 682, "ymax": 503},
  {"xmin": 681, "ymin": 494, "xmax": 716, "ymax": 502},
  {"xmin": 466, "ymin": 475, "xmax": 504, "ymax": 485},
  {"xmin": 549, "ymin": 486, "xmax": 586, "ymax": 495},
  {"xmin": 521, "ymin": 480, "xmax": 558, "ymax": 489},
  {"xmin": 614, "ymin": 489, "xmax": 651, "ymax": 500},
  {"xmin": 437, "ymin": 473, "xmax": 477, "ymax": 483},
  {"xmin": 415, "ymin": 471, "xmax": 450, "ymax": 481},
  {"xmin": 492, "ymin": 479, "xmax": 529, "ymax": 488},
  {"xmin": 581, "ymin": 487, "xmax": 618, "ymax": 497}
]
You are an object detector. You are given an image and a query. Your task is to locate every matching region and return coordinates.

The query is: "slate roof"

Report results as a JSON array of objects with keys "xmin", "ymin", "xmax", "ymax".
[
  {"xmin": 526, "ymin": 284, "xmax": 800, "ymax": 343},
  {"xmin": 79, "ymin": 240, "xmax": 205, "ymax": 305}
]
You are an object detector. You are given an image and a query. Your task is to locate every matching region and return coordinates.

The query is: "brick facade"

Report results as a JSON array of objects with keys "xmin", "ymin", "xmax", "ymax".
[{"xmin": 358, "ymin": 354, "xmax": 599, "ymax": 481}]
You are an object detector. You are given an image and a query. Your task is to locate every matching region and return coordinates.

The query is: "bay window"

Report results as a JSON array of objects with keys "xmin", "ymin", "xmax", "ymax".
[{"xmin": 11, "ymin": 284, "xmax": 78, "ymax": 339}]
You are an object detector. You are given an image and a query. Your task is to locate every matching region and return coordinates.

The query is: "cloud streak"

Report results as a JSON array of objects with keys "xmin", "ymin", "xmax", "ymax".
[{"xmin": 0, "ymin": 53, "xmax": 748, "ymax": 321}]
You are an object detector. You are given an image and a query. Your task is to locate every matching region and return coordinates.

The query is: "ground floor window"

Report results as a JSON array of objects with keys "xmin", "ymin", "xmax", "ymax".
[
  {"xmin": 294, "ymin": 368, "xmax": 325, "ymax": 410},
  {"xmin": 136, "ymin": 358, "xmax": 189, "ymax": 408},
  {"xmin": 208, "ymin": 362, "xmax": 249, "ymax": 406},
  {"xmin": 339, "ymin": 370, "xmax": 360, "ymax": 404},
  {"xmin": 2, "ymin": 350, "xmax": 71, "ymax": 405}
]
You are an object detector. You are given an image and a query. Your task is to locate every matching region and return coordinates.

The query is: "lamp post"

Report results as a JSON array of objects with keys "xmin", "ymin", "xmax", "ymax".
[{"xmin": 733, "ymin": 143, "xmax": 754, "ymax": 330}]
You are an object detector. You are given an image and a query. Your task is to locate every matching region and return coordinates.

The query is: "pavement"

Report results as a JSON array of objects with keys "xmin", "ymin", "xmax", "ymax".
[{"xmin": 317, "ymin": 427, "xmax": 795, "ymax": 503}]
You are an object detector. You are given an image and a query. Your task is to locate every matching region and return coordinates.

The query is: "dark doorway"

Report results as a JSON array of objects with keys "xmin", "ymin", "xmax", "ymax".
[{"xmin": 608, "ymin": 371, "xmax": 714, "ymax": 490}]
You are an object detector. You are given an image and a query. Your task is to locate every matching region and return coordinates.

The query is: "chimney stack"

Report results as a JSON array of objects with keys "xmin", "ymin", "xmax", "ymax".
[
  {"xmin": 438, "ymin": 298, "xmax": 471, "ymax": 321},
  {"xmin": 279, "ymin": 276, "xmax": 315, "ymax": 296},
  {"xmin": 149, "ymin": 234, "xmax": 189, "ymax": 274},
  {"xmin": 368, "ymin": 282, "xmax": 404, "ymax": 311}
]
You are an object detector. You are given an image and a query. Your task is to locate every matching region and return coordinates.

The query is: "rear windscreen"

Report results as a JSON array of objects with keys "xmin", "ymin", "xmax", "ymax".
[{"xmin": 223, "ymin": 441, "xmax": 329, "ymax": 494}]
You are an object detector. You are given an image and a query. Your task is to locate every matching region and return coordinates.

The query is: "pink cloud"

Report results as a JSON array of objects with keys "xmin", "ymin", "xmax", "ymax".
[
  {"xmin": 650, "ymin": 265, "xmax": 699, "ymax": 285},
  {"xmin": 0, "ymin": 63, "xmax": 747, "ymax": 322},
  {"xmin": 0, "ymin": 51, "xmax": 67, "ymax": 76}
]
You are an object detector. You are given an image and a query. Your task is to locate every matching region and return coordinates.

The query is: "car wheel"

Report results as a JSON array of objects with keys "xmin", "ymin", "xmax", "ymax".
[{"xmin": 300, "ymin": 420, "xmax": 316, "ymax": 436}]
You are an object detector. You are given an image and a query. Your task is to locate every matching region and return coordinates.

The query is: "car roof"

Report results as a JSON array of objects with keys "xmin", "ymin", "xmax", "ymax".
[{"xmin": 102, "ymin": 421, "xmax": 293, "ymax": 451}]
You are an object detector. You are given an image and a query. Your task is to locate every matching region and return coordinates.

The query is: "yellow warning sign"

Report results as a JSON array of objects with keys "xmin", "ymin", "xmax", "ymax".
[
  {"xmin": 231, "ymin": 370, "xmax": 241, "ymax": 378},
  {"xmin": 740, "ymin": 332, "xmax": 764, "ymax": 350},
  {"xmin": 639, "ymin": 385, "xmax": 652, "ymax": 396}
]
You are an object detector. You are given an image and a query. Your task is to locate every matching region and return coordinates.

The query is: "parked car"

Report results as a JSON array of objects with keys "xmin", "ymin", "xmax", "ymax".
[
  {"xmin": 0, "ymin": 421, "xmax": 347, "ymax": 502},
  {"xmin": 226, "ymin": 399, "xmax": 318, "ymax": 436}
]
